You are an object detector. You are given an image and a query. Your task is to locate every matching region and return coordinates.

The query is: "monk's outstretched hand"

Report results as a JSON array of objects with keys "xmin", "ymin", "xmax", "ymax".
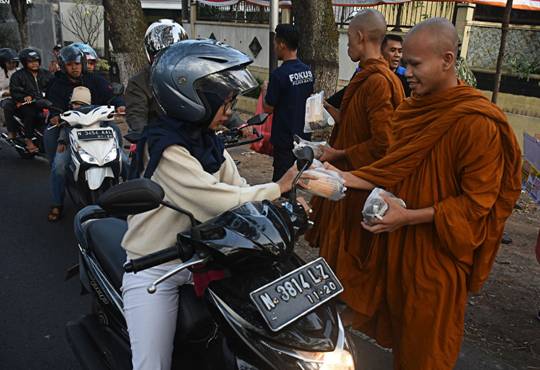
[
  {"xmin": 319, "ymin": 146, "xmax": 345, "ymax": 162},
  {"xmin": 361, "ymin": 195, "xmax": 410, "ymax": 233},
  {"xmin": 323, "ymin": 162, "xmax": 375, "ymax": 191}
]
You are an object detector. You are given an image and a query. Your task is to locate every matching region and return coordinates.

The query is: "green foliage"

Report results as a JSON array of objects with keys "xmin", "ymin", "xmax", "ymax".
[
  {"xmin": 95, "ymin": 58, "xmax": 109, "ymax": 72},
  {"xmin": 507, "ymin": 53, "xmax": 540, "ymax": 81}
]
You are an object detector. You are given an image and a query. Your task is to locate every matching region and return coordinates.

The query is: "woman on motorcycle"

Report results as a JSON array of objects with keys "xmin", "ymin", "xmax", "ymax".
[{"xmin": 122, "ymin": 40, "xmax": 298, "ymax": 370}]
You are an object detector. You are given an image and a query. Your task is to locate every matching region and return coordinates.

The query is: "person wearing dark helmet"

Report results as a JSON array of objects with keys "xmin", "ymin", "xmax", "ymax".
[
  {"xmin": 0, "ymin": 48, "xmax": 20, "ymax": 139},
  {"xmin": 125, "ymin": 19, "xmax": 188, "ymax": 133},
  {"xmin": 71, "ymin": 42, "xmax": 99, "ymax": 73},
  {"xmin": 44, "ymin": 44, "xmax": 125, "ymax": 221},
  {"xmin": 9, "ymin": 48, "xmax": 53, "ymax": 152},
  {"xmin": 122, "ymin": 40, "xmax": 298, "ymax": 370}
]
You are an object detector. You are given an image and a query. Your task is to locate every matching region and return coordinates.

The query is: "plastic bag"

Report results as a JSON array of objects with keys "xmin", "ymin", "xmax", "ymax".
[
  {"xmin": 304, "ymin": 91, "xmax": 335, "ymax": 133},
  {"xmin": 362, "ymin": 188, "xmax": 406, "ymax": 225},
  {"xmin": 293, "ymin": 135, "xmax": 327, "ymax": 159},
  {"xmin": 300, "ymin": 167, "xmax": 346, "ymax": 201}
]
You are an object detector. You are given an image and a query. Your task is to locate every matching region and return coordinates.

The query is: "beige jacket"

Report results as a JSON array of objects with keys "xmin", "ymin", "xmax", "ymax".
[{"xmin": 122, "ymin": 145, "xmax": 281, "ymax": 260}]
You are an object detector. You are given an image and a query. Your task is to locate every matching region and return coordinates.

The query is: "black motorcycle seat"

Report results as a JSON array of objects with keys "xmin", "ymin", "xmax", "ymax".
[{"xmin": 86, "ymin": 218, "xmax": 128, "ymax": 291}]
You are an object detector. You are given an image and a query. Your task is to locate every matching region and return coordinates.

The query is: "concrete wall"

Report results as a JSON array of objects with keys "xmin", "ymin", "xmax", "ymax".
[
  {"xmin": 191, "ymin": 21, "xmax": 359, "ymax": 84},
  {"xmin": 0, "ymin": 2, "xmax": 57, "ymax": 67},
  {"xmin": 191, "ymin": 21, "xmax": 270, "ymax": 69}
]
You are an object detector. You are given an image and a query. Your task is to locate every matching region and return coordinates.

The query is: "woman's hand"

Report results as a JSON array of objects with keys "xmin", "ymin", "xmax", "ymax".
[
  {"xmin": 361, "ymin": 195, "xmax": 410, "ymax": 234},
  {"xmin": 276, "ymin": 165, "xmax": 299, "ymax": 194}
]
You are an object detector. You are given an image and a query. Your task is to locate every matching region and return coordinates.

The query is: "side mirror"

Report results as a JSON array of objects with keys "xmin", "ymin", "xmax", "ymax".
[
  {"xmin": 110, "ymin": 82, "xmax": 125, "ymax": 96},
  {"xmin": 97, "ymin": 178, "xmax": 164, "ymax": 216},
  {"xmin": 295, "ymin": 146, "xmax": 314, "ymax": 171},
  {"xmin": 246, "ymin": 113, "xmax": 269, "ymax": 126}
]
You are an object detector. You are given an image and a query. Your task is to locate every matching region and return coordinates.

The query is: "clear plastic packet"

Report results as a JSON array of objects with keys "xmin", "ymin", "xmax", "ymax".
[
  {"xmin": 304, "ymin": 91, "xmax": 336, "ymax": 133},
  {"xmin": 362, "ymin": 188, "xmax": 406, "ymax": 225},
  {"xmin": 293, "ymin": 135, "xmax": 327, "ymax": 159},
  {"xmin": 300, "ymin": 167, "xmax": 346, "ymax": 201}
]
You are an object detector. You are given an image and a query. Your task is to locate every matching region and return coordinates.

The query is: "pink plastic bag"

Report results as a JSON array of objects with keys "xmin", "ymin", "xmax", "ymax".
[{"xmin": 250, "ymin": 91, "xmax": 273, "ymax": 156}]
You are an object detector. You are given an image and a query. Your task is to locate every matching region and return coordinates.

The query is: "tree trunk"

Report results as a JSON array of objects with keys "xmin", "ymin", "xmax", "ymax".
[
  {"xmin": 102, "ymin": 0, "xmax": 147, "ymax": 87},
  {"xmin": 492, "ymin": 0, "xmax": 513, "ymax": 104},
  {"xmin": 291, "ymin": 0, "xmax": 339, "ymax": 95},
  {"xmin": 10, "ymin": 0, "xmax": 29, "ymax": 48}
]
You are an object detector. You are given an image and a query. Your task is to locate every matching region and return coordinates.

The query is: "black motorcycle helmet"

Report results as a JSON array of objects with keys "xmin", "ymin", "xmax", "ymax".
[
  {"xmin": 0, "ymin": 48, "xmax": 19, "ymax": 71},
  {"xmin": 58, "ymin": 44, "xmax": 87, "ymax": 73},
  {"xmin": 151, "ymin": 39, "xmax": 258, "ymax": 126},
  {"xmin": 18, "ymin": 48, "xmax": 41, "ymax": 67}
]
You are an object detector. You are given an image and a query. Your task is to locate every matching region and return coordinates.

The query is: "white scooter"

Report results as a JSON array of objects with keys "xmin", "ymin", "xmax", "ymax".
[{"xmin": 60, "ymin": 105, "xmax": 123, "ymax": 205}]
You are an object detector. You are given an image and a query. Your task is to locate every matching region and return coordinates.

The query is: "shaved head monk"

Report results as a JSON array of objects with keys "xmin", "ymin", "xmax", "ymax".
[
  {"xmin": 326, "ymin": 18, "xmax": 521, "ymax": 369},
  {"xmin": 305, "ymin": 9, "xmax": 404, "ymax": 274}
]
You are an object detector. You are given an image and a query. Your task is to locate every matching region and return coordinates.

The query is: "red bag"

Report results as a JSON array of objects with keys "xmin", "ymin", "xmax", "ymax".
[{"xmin": 250, "ymin": 91, "xmax": 273, "ymax": 156}]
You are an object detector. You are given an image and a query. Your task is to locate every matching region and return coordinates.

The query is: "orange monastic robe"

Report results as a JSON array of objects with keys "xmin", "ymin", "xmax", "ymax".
[
  {"xmin": 348, "ymin": 84, "xmax": 521, "ymax": 370},
  {"xmin": 305, "ymin": 58, "xmax": 404, "ymax": 268}
]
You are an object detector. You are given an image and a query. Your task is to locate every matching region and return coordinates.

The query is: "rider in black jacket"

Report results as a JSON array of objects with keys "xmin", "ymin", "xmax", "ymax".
[{"xmin": 9, "ymin": 48, "xmax": 53, "ymax": 152}]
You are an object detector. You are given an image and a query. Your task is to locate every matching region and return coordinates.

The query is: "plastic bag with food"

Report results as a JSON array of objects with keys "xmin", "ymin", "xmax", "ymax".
[
  {"xmin": 304, "ymin": 91, "xmax": 336, "ymax": 133},
  {"xmin": 362, "ymin": 188, "xmax": 406, "ymax": 225},
  {"xmin": 293, "ymin": 135, "xmax": 327, "ymax": 159},
  {"xmin": 300, "ymin": 167, "xmax": 346, "ymax": 201}
]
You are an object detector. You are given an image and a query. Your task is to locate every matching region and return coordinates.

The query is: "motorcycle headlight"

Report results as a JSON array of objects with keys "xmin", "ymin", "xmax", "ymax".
[
  {"xmin": 103, "ymin": 146, "xmax": 117, "ymax": 163},
  {"xmin": 318, "ymin": 349, "xmax": 355, "ymax": 370},
  {"xmin": 78, "ymin": 148, "xmax": 98, "ymax": 164}
]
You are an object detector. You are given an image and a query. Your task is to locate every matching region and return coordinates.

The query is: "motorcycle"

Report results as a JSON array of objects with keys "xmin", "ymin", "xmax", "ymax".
[
  {"xmin": 59, "ymin": 104, "xmax": 123, "ymax": 206},
  {"xmin": 66, "ymin": 146, "xmax": 358, "ymax": 370},
  {"xmin": 53, "ymin": 83, "xmax": 126, "ymax": 206},
  {"xmin": 0, "ymin": 98, "xmax": 49, "ymax": 159}
]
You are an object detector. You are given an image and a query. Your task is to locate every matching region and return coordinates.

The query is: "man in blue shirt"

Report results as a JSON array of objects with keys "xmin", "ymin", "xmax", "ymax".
[
  {"xmin": 381, "ymin": 34, "xmax": 411, "ymax": 97},
  {"xmin": 262, "ymin": 24, "xmax": 314, "ymax": 181}
]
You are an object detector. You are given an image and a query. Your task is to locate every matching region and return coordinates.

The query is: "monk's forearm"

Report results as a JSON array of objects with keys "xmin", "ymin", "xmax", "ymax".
[
  {"xmin": 343, "ymin": 172, "xmax": 375, "ymax": 190},
  {"xmin": 405, "ymin": 207, "xmax": 434, "ymax": 225}
]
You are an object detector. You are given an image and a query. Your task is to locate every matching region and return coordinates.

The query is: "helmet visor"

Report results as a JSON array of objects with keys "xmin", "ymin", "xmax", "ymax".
[{"xmin": 195, "ymin": 68, "xmax": 258, "ymax": 103}]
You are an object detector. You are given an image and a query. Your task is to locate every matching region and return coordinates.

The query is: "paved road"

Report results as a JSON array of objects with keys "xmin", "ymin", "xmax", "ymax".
[
  {"xmin": 0, "ymin": 140, "xmax": 519, "ymax": 370},
  {"xmin": 0, "ymin": 142, "xmax": 88, "ymax": 370}
]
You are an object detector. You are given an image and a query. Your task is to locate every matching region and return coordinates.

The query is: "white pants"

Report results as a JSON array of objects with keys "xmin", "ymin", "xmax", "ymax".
[{"xmin": 122, "ymin": 264, "xmax": 192, "ymax": 370}]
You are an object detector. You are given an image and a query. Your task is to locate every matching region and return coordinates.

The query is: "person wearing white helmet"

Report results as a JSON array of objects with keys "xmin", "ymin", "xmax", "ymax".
[{"xmin": 125, "ymin": 19, "xmax": 188, "ymax": 133}]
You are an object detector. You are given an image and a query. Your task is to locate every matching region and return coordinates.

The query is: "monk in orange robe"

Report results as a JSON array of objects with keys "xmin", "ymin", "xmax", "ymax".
[
  {"xmin": 305, "ymin": 9, "xmax": 404, "ymax": 270},
  {"xmin": 328, "ymin": 18, "xmax": 522, "ymax": 369}
]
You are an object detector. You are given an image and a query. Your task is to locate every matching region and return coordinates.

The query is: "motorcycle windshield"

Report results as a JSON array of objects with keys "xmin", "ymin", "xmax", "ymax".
[{"xmin": 188, "ymin": 201, "xmax": 294, "ymax": 263}]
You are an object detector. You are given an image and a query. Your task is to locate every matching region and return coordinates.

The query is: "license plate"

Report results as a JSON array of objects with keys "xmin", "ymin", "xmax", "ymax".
[
  {"xmin": 250, "ymin": 257, "xmax": 343, "ymax": 332},
  {"xmin": 77, "ymin": 129, "xmax": 114, "ymax": 141}
]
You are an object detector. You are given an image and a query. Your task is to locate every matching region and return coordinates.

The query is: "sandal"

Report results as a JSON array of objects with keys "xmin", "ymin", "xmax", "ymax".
[{"xmin": 47, "ymin": 206, "xmax": 63, "ymax": 222}]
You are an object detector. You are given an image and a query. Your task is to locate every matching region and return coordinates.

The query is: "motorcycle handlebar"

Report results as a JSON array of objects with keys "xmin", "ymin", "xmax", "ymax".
[{"xmin": 123, "ymin": 242, "xmax": 194, "ymax": 273}]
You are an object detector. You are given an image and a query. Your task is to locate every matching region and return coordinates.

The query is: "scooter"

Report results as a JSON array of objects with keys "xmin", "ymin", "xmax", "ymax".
[
  {"xmin": 60, "ymin": 104, "xmax": 123, "ymax": 206},
  {"xmin": 66, "ymin": 147, "xmax": 358, "ymax": 370},
  {"xmin": 0, "ymin": 98, "xmax": 49, "ymax": 159}
]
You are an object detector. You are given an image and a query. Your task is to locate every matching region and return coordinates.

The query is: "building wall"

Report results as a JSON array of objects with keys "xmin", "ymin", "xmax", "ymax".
[
  {"xmin": 0, "ymin": 1, "xmax": 57, "ymax": 67},
  {"xmin": 466, "ymin": 22, "xmax": 540, "ymax": 71}
]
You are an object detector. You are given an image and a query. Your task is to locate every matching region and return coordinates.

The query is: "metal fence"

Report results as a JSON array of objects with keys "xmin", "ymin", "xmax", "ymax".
[
  {"xmin": 197, "ymin": 2, "xmax": 278, "ymax": 24},
  {"xmin": 334, "ymin": 1, "xmax": 457, "ymax": 31},
  {"xmin": 196, "ymin": 0, "xmax": 456, "ymax": 29}
]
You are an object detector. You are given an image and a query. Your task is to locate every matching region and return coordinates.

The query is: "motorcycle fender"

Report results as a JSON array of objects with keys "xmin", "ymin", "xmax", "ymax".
[{"xmin": 85, "ymin": 167, "xmax": 114, "ymax": 190}]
